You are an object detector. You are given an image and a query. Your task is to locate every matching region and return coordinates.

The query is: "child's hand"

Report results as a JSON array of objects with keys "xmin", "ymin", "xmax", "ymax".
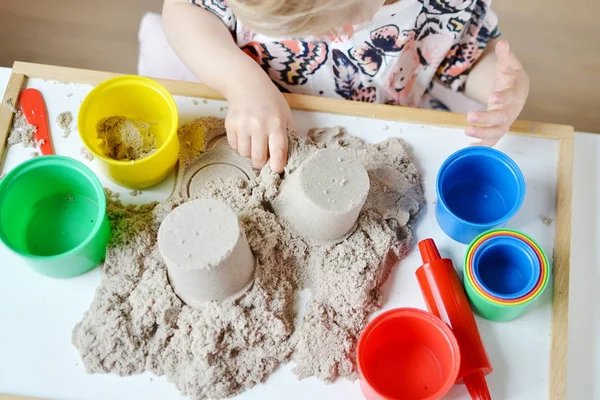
[
  {"xmin": 162, "ymin": 0, "xmax": 293, "ymax": 173},
  {"xmin": 466, "ymin": 40, "xmax": 530, "ymax": 146},
  {"xmin": 225, "ymin": 79, "xmax": 294, "ymax": 173}
]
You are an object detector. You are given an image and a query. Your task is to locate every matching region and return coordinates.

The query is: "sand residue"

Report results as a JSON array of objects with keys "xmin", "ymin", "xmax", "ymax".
[
  {"xmin": 176, "ymin": 117, "xmax": 225, "ymax": 168},
  {"xmin": 3, "ymin": 98, "xmax": 16, "ymax": 113},
  {"xmin": 57, "ymin": 111, "xmax": 74, "ymax": 138},
  {"xmin": 97, "ymin": 116, "xmax": 156, "ymax": 161},
  {"xmin": 7, "ymin": 110, "xmax": 37, "ymax": 148},
  {"xmin": 73, "ymin": 119, "xmax": 425, "ymax": 399},
  {"xmin": 80, "ymin": 147, "xmax": 94, "ymax": 162},
  {"xmin": 103, "ymin": 188, "xmax": 158, "ymax": 247}
]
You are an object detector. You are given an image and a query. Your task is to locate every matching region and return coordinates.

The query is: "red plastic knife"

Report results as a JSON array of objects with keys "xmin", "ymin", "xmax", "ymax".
[{"xmin": 19, "ymin": 88, "xmax": 54, "ymax": 155}]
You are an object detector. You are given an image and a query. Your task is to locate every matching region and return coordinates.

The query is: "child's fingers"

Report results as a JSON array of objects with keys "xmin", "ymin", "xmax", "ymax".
[
  {"xmin": 489, "ymin": 88, "xmax": 517, "ymax": 106},
  {"xmin": 251, "ymin": 135, "xmax": 268, "ymax": 169},
  {"xmin": 495, "ymin": 40, "xmax": 522, "ymax": 74},
  {"xmin": 495, "ymin": 40, "xmax": 511, "ymax": 61},
  {"xmin": 237, "ymin": 131, "xmax": 251, "ymax": 158},
  {"xmin": 467, "ymin": 110, "xmax": 507, "ymax": 127},
  {"xmin": 268, "ymin": 132, "xmax": 288, "ymax": 174},
  {"xmin": 225, "ymin": 119, "xmax": 238, "ymax": 152},
  {"xmin": 466, "ymin": 124, "xmax": 505, "ymax": 141},
  {"xmin": 286, "ymin": 110, "xmax": 297, "ymax": 136}
]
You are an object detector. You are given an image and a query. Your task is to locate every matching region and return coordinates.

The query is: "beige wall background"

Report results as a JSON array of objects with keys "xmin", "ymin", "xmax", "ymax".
[
  {"xmin": 0, "ymin": 0, "xmax": 598, "ymax": 132},
  {"xmin": 492, "ymin": 1, "xmax": 600, "ymax": 132}
]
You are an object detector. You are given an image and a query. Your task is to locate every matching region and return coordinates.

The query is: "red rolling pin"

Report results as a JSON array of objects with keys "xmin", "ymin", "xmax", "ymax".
[{"xmin": 416, "ymin": 238, "xmax": 493, "ymax": 400}]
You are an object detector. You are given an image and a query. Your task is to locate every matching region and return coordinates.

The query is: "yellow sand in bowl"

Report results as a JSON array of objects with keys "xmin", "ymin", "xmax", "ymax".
[{"xmin": 97, "ymin": 116, "xmax": 157, "ymax": 161}]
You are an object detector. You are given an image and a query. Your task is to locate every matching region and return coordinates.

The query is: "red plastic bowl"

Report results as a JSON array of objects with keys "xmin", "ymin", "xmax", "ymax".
[{"xmin": 357, "ymin": 308, "xmax": 461, "ymax": 400}]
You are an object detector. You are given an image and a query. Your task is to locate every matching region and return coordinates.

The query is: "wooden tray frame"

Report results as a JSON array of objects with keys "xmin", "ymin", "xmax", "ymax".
[{"xmin": 0, "ymin": 62, "xmax": 574, "ymax": 400}]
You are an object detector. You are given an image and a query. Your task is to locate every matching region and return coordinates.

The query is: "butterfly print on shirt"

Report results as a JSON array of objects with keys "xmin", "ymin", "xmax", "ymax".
[
  {"xmin": 241, "ymin": 41, "xmax": 328, "ymax": 86},
  {"xmin": 385, "ymin": 29, "xmax": 454, "ymax": 106},
  {"xmin": 348, "ymin": 24, "xmax": 413, "ymax": 77},
  {"xmin": 332, "ymin": 49, "xmax": 377, "ymax": 102}
]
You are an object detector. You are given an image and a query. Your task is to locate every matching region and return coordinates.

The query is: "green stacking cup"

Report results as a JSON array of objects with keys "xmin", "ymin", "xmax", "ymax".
[
  {"xmin": 464, "ymin": 282, "xmax": 530, "ymax": 322},
  {"xmin": 0, "ymin": 156, "xmax": 110, "ymax": 278}
]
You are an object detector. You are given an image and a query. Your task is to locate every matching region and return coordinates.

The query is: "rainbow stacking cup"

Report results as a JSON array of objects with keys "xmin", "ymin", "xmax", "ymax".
[
  {"xmin": 463, "ymin": 230, "xmax": 550, "ymax": 322},
  {"xmin": 0, "ymin": 156, "xmax": 110, "ymax": 278},
  {"xmin": 436, "ymin": 147, "xmax": 526, "ymax": 244}
]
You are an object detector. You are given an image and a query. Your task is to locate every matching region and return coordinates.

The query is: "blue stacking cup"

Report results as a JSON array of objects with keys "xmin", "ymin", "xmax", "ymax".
[
  {"xmin": 436, "ymin": 147, "xmax": 525, "ymax": 244},
  {"xmin": 471, "ymin": 235, "xmax": 541, "ymax": 300}
]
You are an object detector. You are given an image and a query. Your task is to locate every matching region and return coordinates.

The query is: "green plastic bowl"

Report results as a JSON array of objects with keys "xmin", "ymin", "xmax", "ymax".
[{"xmin": 0, "ymin": 156, "xmax": 111, "ymax": 278}]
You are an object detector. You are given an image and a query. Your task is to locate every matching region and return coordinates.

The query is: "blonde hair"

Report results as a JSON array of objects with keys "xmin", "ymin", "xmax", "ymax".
[{"xmin": 227, "ymin": 0, "xmax": 380, "ymax": 37}]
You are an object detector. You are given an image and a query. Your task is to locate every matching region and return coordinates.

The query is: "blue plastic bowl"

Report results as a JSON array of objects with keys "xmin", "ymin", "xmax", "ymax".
[
  {"xmin": 471, "ymin": 236, "xmax": 541, "ymax": 300},
  {"xmin": 436, "ymin": 147, "xmax": 525, "ymax": 244}
]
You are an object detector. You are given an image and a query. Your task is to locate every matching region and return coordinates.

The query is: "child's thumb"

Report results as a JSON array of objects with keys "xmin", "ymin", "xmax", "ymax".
[
  {"xmin": 495, "ymin": 40, "xmax": 520, "ymax": 74},
  {"xmin": 495, "ymin": 39, "xmax": 511, "ymax": 60}
]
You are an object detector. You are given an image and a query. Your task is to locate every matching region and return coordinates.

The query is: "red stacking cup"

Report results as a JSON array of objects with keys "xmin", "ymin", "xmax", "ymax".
[
  {"xmin": 357, "ymin": 308, "xmax": 461, "ymax": 400},
  {"xmin": 416, "ymin": 238, "xmax": 493, "ymax": 400}
]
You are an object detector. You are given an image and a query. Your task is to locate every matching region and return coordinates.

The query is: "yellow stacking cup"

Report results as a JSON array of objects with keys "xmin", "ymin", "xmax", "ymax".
[{"xmin": 78, "ymin": 76, "xmax": 179, "ymax": 189}]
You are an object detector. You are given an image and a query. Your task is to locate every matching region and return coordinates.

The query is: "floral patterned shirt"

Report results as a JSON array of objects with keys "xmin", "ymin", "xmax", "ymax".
[{"xmin": 190, "ymin": 0, "xmax": 500, "ymax": 110}]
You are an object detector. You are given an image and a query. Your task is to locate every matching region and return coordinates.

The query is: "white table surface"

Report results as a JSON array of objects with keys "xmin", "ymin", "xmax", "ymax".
[{"xmin": 0, "ymin": 67, "xmax": 597, "ymax": 400}]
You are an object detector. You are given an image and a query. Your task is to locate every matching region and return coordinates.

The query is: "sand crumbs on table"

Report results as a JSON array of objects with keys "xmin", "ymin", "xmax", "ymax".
[
  {"xmin": 80, "ymin": 147, "xmax": 94, "ymax": 162},
  {"xmin": 7, "ymin": 110, "xmax": 37, "ymax": 148},
  {"xmin": 73, "ymin": 118, "xmax": 425, "ymax": 400},
  {"xmin": 57, "ymin": 111, "xmax": 74, "ymax": 138},
  {"xmin": 3, "ymin": 98, "xmax": 16, "ymax": 113},
  {"xmin": 97, "ymin": 116, "xmax": 156, "ymax": 161}
]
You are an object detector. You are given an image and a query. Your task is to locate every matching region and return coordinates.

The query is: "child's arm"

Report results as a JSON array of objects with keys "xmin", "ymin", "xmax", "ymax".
[
  {"xmin": 464, "ymin": 39, "xmax": 530, "ymax": 146},
  {"xmin": 162, "ymin": 0, "xmax": 293, "ymax": 173}
]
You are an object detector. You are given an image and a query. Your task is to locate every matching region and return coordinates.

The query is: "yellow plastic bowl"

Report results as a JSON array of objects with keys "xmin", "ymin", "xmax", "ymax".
[{"xmin": 78, "ymin": 76, "xmax": 179, "ymax": 189}]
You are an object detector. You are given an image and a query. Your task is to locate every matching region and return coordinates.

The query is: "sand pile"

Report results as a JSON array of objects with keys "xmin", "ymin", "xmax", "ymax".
[
  {"xmin": 7, "ymin": 110, "xmax": 37, "ymax": 148},
  {"xmin": 72, "ymin": 118, "xmax": 424, "ymax": 399},
  {"xmin": 97, "ymin": 116, "xmax": 156, "ymax": 161}
]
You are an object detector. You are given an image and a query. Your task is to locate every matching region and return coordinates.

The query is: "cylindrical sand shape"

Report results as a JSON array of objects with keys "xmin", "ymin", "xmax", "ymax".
[
  {"xmin": 273, "ymin": 148, "xmax": 370, "ymax": 243},
  {"xmin": 157, "ymin": 198, "xmax": 255, "ymax": 308}
]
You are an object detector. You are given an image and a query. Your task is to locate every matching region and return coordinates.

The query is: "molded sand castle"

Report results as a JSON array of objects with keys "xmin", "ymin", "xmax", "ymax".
[
  {"xmin": 72, "ymin": 118, "xmax": 425, "ymax": 399},
  {"xmin": 158, "ymin": 198, "xmax": 256, "ymax": 308}
]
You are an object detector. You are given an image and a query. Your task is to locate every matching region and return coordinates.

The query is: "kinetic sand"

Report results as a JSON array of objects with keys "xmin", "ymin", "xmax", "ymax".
[
  {"xmin": 158, "ymin": 198, "xmax": 256, "ymax": 308},
  {"xmin": 96, "ymin": 116, "xmax": 157, "ymax": 161},
  {"xmin": 72, "ymin": 119, "xmax": 424, "ymax": 399},
  {"xmin": 57, "ymin": 111, "xmax": 74, "ymax": 138},
  {"xmin": 7, "ymin": 110, "xmax": 37, "ymax": 148}
]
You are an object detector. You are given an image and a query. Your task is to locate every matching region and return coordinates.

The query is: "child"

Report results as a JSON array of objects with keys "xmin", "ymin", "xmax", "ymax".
[{"xmin": 162, "ymin": 0, "xmax": 529, "ymax": 173}]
